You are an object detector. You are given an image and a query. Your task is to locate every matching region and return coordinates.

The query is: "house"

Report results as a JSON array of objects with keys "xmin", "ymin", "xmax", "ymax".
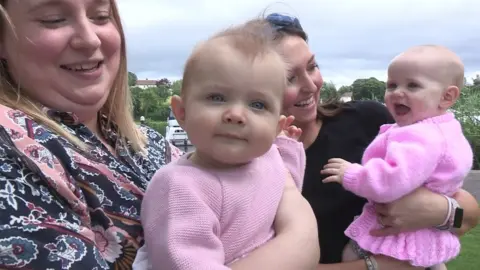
[
  {"xmin": 339, "ymin": 92, "xmax": 352, "ymax": 102},
  {"xmin": 134, "ymin": 79, "xmax": 157, "ymax": 89}
]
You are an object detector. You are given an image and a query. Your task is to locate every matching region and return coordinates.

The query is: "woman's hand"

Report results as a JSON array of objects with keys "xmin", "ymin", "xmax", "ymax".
[
  {"xmin": 452, "ymin": 189, "xmax": 480, "ymax": 235},
  {"xmin": 371, "ymin": 187, "xmax": 447, "ymax": 236},
  {"xmin": 371, "ymin": 186, "xmax": 479, "ymax": 237}
]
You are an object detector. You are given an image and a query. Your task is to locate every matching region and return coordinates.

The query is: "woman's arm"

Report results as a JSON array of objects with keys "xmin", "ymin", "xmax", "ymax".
[
  {"xmin": 140, "ymin": 126, "xmax": 184, "ymax": 163},
  {"xmin": 230, "ymin": 174, "xmax": 320, "ymax": 270},
  {"xmin": 371, "ymin": 187, "xmax": 479, "ymax": 237},
  {"xmin": 316, "ymin": 261, "xmax": 366, "ymax": 270},
  {"xmin": 315, "ymin": 256, "xmax": 424, "ymax": 270},
  {"xmin": 231, "ymin": 228, "xmax": 318, "ymax": 270}
]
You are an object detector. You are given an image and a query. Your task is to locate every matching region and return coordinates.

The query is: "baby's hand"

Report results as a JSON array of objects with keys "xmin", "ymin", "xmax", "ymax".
[
  {"xmin": 321, "ymin": 158, "xmax": 351, "ymax": 184},
  {"xmin": 278, "ymin": 115, "xmax": 302, "ymax": 140}
]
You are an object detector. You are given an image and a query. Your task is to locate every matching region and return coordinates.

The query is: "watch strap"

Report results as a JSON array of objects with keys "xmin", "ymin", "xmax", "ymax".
[{"xmin": 436, "ymin": 195, "xmax": 463, "ymax": 230}]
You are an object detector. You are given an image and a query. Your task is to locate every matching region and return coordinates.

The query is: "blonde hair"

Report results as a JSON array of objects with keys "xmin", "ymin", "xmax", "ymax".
[
  {"xmin": 181, "ymin": 20, "xmax": 287, "ymax": 95},
  {"xmin": 0, "ymin": 0, "xmax": 146, "ymax": 152}
]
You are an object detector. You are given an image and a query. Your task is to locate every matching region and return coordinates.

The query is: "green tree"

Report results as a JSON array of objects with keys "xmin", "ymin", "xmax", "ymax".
[
  {"xmin": 351, "ymin": 77, "xmax": 385, "ymax": 101},
  {"xmin": 130, "ymin": 86, "xmax": 143, "ymax": 118},
  {"xmin": 139, "ymin": 88, "xmax": 162, "ymax": 116},
  {"xmin": 171, "ymin": 79, "xmax": 182, "ymax": 96},
  {"xmin": 128, "ymin": 71, "xmax": 138, "ymax": 87},
  {"xmin": 156, "ymin": 78, "xmax": 172, "ymax": 88},
  {"xmin": 320, "ymin": 81, "xmax": 337, "ymax": 101},
  {"xmin": 130, "ymin": 86, "xmax": 169, "ymax": 121},
  {"xmin": 157, "ymin": 85, "xmax": 172, "ymax": 100},
  {"xmin": 453, "ymin": 84, "xmax": 480, "ymax": 169},
  {"xmin": 338, "ymin": 85, "xmax": 352, "ymax": 97},
  {"xmin": 473, "ymin": 74, "xmax": 480, "ymax": 86}
]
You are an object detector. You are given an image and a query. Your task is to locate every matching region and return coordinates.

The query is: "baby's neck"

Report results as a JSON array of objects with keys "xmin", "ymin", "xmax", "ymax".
[
  {"xmin": 422, "ymin": 109, "xmax": 450, "ymax": 121},
  {"xmin": 189, "ymin": 151, "xmax": 250, "ymax": 170},
  {"xmin": 400, "ymin": 110, "xmax": 451, "ymax": 127}
]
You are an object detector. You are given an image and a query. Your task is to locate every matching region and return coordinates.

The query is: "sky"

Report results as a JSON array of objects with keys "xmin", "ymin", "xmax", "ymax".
[{"xmin": 117, "ymin": 0, "xmax": 480, "ymax": 87}]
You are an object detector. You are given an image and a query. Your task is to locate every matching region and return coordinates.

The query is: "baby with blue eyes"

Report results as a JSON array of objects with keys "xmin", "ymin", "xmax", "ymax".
[{"xmin": 134, "ymin": 21, "xmax": 308, "ymax": 269}]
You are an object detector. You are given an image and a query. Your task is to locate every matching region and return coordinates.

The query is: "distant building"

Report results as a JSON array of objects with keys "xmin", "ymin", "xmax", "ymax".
[
  {"xmin": 339, "ymin": 92, "xmax": 352, "ymax": 102},
  {"xmin": 134, "ymin": 79, "xmax": 157, "ymax": 89}
]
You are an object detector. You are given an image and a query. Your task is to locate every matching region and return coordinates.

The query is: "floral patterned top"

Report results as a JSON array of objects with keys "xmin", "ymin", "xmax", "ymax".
[{"xmin": 0, "ymin": 103, "xmax": 182, "ymax": 269}]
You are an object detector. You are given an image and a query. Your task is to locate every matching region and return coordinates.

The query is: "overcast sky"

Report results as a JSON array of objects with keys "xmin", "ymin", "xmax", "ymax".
[{"xmin": 118, "ymin": 0, "xmax": 480, "ymax": 87}]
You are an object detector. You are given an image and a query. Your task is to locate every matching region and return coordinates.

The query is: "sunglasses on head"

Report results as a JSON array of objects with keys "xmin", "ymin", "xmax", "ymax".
[{"xmin": 266, "ymin": 13, "xmax": 303, "ymax": 31}]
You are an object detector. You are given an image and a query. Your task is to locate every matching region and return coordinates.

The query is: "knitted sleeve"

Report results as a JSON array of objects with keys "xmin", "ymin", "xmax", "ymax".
[
  {"xmin": 141, "ymin": 165, "xmax": 229, "ymax": 270},
  {"xmin": 342, "ymin": 124, "xmax": 443, "ymax": 203},
  {"xmin": 274, "ymin": 136, "xmax": 306, "ymax": 190}
]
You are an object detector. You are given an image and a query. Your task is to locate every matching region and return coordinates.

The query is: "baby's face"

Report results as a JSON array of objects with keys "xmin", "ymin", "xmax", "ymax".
[
  {"xmin": 182, "ymin": 45, "xmax": 287, "ymax": 167},
  {"xmin": 385, "ymin": 53, "xmax": 449, "ymax": 126}
]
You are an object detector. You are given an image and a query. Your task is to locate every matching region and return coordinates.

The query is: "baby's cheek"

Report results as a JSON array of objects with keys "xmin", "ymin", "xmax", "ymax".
[{"xmin": 283, "ymin": 87, "xmax": 299, "ymax": 108}]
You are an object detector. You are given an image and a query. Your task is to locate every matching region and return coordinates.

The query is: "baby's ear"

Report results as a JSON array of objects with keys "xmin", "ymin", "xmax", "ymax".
[
  {"xmin": 439, "ymin": 85, "xmax": 460, "ymax": 109},
  {"xmin": 171, "ymin": 95, "xmax": 186, "ymax": 129}
]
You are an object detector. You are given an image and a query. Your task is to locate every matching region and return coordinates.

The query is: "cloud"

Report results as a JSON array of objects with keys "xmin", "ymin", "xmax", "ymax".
[{"xmin": 118, "ymin": 0, "xmax": 480, "ymax": 86}]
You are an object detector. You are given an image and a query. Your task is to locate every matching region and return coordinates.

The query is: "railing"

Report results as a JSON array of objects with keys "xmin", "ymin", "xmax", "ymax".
[{"xmin": 173, "ymin": 139, "xmax": 191, "ymax": 153}]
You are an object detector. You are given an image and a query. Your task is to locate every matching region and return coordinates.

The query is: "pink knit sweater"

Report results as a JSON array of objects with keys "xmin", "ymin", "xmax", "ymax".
[
  {"xmin": 141, "ymin": 136, "xmax": 305, "ymax": 269},
  {"xmin": 343, "ymin": 113, "xmax": 473, "ymax": 267}
]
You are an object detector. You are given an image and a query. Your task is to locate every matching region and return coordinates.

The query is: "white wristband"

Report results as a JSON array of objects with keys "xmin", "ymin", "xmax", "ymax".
[{"xmin": 437, "ymin": 195, "xmax": 452, "ymax": 227}]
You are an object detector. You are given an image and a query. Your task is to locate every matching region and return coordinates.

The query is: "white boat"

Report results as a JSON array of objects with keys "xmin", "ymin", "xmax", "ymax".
[{"xmin": 165, "ymin": 108, "xmax": 193, "ymax": 152}]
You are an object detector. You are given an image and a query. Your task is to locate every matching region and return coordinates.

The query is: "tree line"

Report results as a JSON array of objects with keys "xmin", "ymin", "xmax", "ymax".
[
  {"xmin": 128, "ymin": 71, "xmax": 480, "ymax": 168},
  {"xmin": 321, "ymin": 75, "xmax": 480, "ymax": 101}
]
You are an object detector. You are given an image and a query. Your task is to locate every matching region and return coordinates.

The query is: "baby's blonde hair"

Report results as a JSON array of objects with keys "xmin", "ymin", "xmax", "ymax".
[{"xmin": 181, "ymin": 19, "xmax": 287, "ymax": 96}]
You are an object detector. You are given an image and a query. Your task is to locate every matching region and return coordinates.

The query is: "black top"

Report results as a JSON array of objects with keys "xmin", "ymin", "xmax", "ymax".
[{"xmin": 302, "ymin": 100, "xmax": 394, "ymax": 264}]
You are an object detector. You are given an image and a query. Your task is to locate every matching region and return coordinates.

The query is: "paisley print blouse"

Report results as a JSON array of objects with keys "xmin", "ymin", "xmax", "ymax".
[{"xmin": 0, "ymin": 104, "xmax": 182, "ymax": 269}]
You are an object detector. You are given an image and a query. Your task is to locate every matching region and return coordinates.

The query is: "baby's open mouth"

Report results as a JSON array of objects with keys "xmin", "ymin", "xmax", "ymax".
[{"xmin": 394, "ymin": 103, "xmax": 410, "ymax": 116}]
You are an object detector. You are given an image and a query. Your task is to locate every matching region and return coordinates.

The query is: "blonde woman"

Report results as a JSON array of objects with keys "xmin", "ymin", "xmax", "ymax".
[{"xmin": 0, "ymin": 1, "xmax": 318, "ymax": 269}]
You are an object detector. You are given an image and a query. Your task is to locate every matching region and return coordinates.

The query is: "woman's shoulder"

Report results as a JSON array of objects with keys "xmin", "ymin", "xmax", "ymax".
[
  {"xmin": 0, "ymin": 104, "xmax": 67, "ymax": 151},
  {"xmin": 343, "ymin": 100, "xmax": 391, "ymax": 118},
  {"xmin": 342, "ymin": 100, "xmax": 394, "ymax": 126},
  {"xmin": 0, "ymin": 103, "xmax": 37, "ymax": 132},
  {"xmin": 324, "ymin": 100, "xmax": 394, "ymax": 138},
  {"xmin": 138, "ymin": 124, "xmax": 167, "ymax": 145},
  {"xmin": 138, "ymin": 125, "xmax": 184, "ymax": 162}
]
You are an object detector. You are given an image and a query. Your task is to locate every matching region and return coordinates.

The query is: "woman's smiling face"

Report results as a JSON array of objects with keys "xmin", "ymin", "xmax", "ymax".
[{"xmin": 279, "ymin": 35, "xmax": 323, "ymax": 124}]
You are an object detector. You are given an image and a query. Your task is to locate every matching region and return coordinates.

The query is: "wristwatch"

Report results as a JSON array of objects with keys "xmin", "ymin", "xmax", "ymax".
[
  {"xmin": 436, "ymin": 196, "xmax": 463, "ymax": 230},
  {"xmin": 364, "ymin": 255, "xmax": 378, "ymax": 270}
]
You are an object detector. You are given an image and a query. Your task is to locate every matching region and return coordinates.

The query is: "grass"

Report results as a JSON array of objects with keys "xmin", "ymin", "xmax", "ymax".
[{"xmin": 447, "ymin": 225, "xmax": 480, "ymax": 269}]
